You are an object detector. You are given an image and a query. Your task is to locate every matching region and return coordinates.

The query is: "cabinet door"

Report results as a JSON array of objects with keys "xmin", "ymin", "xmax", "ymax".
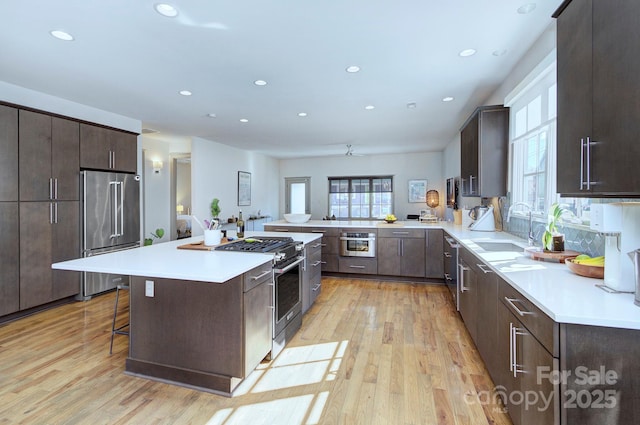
[
  {"xmin": 244, "ymin": 279, "xmax": 273, "ymax": 375},
  {"xmin": 0, "ymin": 202, "xmax": 19, "ymax": 315},
  {"xmin": 401, "ymin": 238, "xmax": 425, "ymax": 277},
  {"xmin": 377, "ymin": 238, "xmax": 401, "ymax": 276},
  {"xmin": 497, "ymin": 304, "xmax": 524, "ymax": 425},
  {"xmin": 0, "ymin": 105, "xmax": 19, "ymax": 201},
  {"xmin": 19, "ymin": 202, "xmax": 53, "ymax": 309},
  {"xmin": 460, "ymin": 113, "xmax": 479, "ymax": 196},
  {"xmin": 19, "ymin": 110, "xmax": 52, "ymax": 201},
  {"xmin": 425, "ymin": 229, "xmax": 444, "ymax": 278},
  {"xmin": 521, "ymin": 331, "xmax": 559, "ymax": 425},
  {"xmin": 457, "ymin": 256, "xmax": 477, "ymax": 342},
  {"xmin": 80, "ymin": 123, "xmax": 110, "ymax": 170},
  {"xmin": 111, "ymin": 130, "xmax": 137, "ymax": 173},
  {"xmin": 476, "ymin": 269, "xmax": 499, "ymax": 379},
  {"xmin": 591, "ymin": 0, "xmax": 640, "ymax": 195},
  {"xmin": 51, "ymin": 118, "xmax": 80, "ymax": 201},
  {"xmin": 52, "ymin": 201, "xmax": 80, "ymax": 300},
  {"xmin": 556, "ymin": 0, "xmax": 593, "ymax": 195}
]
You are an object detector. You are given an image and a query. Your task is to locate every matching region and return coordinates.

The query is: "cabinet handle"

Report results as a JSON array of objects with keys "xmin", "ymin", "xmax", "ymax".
[
  {"xmin": 112, "ymin": 150, "xmax": 116, "ymax": 169},
  {"xmin": 312, "ymin": 283, "xmax": 321, "ymax": 292},
  {"xmin": 311, "ymin": 230, "xmax": 326, "ymax": 233},
  {"xmin": 392, "ymin": 231, "xmax": 410, "ymax": 235},
  {"xmin": 273, "ymin": 228, "xmax": 289, "ymax": 232},
  {"xmin": 580, "ymin": 138, "xmax": 585, "ymax": 190},
  {"xmin": 54, "ymin": 178, "xmax": 58, "ymax": 200},
  {"xmin": 458, "ymin": 263, "xmax": 469, "ymax": 292},
  {"xmin": 400, "ymin": 239, "xmax": 404, "ymax": 256},
  {"xmin": 349, "ymin": 265, "xmax": 365, "ymax": 269},
  {"xmin": 312, "ymin": 260, "xmax": 322, "ymax": 267},
  {"xmin": 510, "ymin": 322, "xmax": 527, "ymax": 377},
  {"xmin": 320, "ymin": 261, "xmax": 327, "ymax": 265},
  {"xmin": 49, "ymin": 202, "xmax": 54, "ymax": 224},
  {"xmin": 444, "ymin": 273, "xmax": 452, "ymax": 281},
  {"xmin": 250, "ymin": 270, "xmax": 272, "ymax": 281},
  {"xmin": 54, "ymin": 202, "xmax": 58, "ymax": 224},
  {"xmin": 49, "ymin": 178, "xmax": 54, "ymax": 200},
  {"xmin": 444, "ymin": 252, "xmax": 452, "ymax": 258},
  {"xmin": 312, "ymin": 243, "xmax": 322, "ymax": 248},
  {"xmin": 477, "ymin": 264, "xmax": 493, "ymax": 274},
  {"xmin": 469, "ymin": 175, "xmax": 476, "ymax": 194},
  {"xmin": 504, "ymin": 297, "xmax": 534, "ymax": 316}
]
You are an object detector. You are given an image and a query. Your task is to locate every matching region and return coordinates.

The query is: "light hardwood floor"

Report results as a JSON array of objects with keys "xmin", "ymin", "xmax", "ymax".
[{"xmin": 0, "ymin": 277, "xmax": 511, "ymax": 425}]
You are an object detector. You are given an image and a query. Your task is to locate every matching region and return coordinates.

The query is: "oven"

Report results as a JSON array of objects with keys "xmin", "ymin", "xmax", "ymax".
[
  {"xmin": 340, "ymin": 232, "xmax": 376, "ymax": 257},
  {"xmin": 273, "ymin": 255, "xmax": 304, "ymax": 340}
]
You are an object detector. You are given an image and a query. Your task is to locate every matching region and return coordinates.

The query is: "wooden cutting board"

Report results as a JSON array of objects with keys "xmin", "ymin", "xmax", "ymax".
[
  {"xmin": 177, "ymin": 238, "xmax": 230, "ymax": 251},
  {"xmin": 524, "ymin": 246, "xmax": 580, "ymax": 263}
]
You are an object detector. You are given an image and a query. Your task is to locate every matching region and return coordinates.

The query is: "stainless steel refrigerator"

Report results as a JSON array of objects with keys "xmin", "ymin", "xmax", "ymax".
[{"xmin": 80, "ymin": 170, "xmax": 140, "ymax": 299}]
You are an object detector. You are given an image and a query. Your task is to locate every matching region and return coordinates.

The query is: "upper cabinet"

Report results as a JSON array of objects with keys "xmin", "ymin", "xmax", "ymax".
[
  {"xmin": 19, "ymin": 110, "xmax": 80, "ymax": 201},
  {"xmin": 0, "ymin": 105, "xmax": 18, "ymax": 202},
  {"xmin": 460, "ymin": 105, "xmax": 509, "ymax": 197},
  {"xmin": 555, "ymin": 0, "xmax": 640, "ymax": 197},
  {"xmin": 80, "ymin": 123, "xmax": 138, "ymax": 173}
]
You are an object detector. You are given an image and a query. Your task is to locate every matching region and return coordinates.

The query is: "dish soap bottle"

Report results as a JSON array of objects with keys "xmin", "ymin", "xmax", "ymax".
[{"xmin": 237, "ymin": 210, "xmax": 245, "ymax": 238}]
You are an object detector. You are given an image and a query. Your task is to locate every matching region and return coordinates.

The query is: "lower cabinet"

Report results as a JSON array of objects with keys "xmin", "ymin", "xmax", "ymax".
[
  {"xmin": 338, "ymin": 257, "xmax": 377, "ymax": 274},
  {"xmin": 0, "ymin": 202, "xmax": 19, "ymax": 316},
  {"xmin": 425, "ymin": 228, "xmax": 444, "ymax": 278},
  {"xmin": 302, "ymin": 239, "xmax": 323, "ymax": 314},
  {"xmin": 377, "ymin": 228, "xmax": 425, "ymax": 277},
  {"xmin": 457, "ymin": 248, "xmax": 478, "ymax": 342},
  {"xmin": 19, "ymin": 201, "xmax": 80, "ymax": 309}
]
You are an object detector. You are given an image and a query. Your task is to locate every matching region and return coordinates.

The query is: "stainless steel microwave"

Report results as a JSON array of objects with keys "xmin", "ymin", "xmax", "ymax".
[{"xmin": 339, "ymin": 232, "xmax": 376, "ymax": 257}]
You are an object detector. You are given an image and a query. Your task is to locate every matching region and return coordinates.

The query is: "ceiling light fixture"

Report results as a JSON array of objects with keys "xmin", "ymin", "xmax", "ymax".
[
  {"xmin": 346, "ymin": 65, "xmax": 360, "ymax": 73},
  {"xmin": 517, "ymin": 3, "xmax": 537, "ymax": 14},
  {"xmin": 240, "ymin": 118, "xmax": 249, "ymax": 123},
  {"xmin": 207, "ymin": 113, "xmax": 216, "ymax": 118},
  {"xmin": 155, "ymin": 3, "xmax": 179, "ymax": 17},
  {"xmin": 442, "ymin": 97, "xmax": 454, "ymax": 102},
  {"xmin": 297, "ymin": 112, "xmax": 308, "ymax": 117},
  {"xmin": 406, "ymin": 102, "xmax": 417, "ymax": 109},
  {"xmin": 459, "ymin": 49, "xmax": 476, "ymax": 57},
  {"xmin": 364, "ymin": 105, "xmax": 375, "ymax": 110},
  {"xmin": 254, "ymin": 80, "xmax": 267, "ymax": 86},
  {"xmin": 179, "ymin": 90, "xmax": 192, "ymax": 96},
  {"xmin": 50, "ymin": 30, "xmax": 74, "ymax": 41}
]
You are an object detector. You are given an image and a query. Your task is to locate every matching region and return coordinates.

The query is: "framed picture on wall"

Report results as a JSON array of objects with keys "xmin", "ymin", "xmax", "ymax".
[
  {"xmin": 408, "ymin": 179, "xmax": 427, "ymax": 203},
  {"xmin": 238, "ymin": 171, "xmax": 251, "ymax": 206}
]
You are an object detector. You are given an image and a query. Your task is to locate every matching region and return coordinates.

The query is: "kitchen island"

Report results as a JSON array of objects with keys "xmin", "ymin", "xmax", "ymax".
[{"xmin": 52, "ymin": 231, "xmax": 321, "ymax": 396}]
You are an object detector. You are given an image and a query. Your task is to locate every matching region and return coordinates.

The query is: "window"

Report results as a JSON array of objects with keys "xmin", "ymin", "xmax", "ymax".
[
  {"xmin": 285, "ymin": 177, "xmax": 310, "ymax": 214},
  {"xmin": 328, "ymin": 176, "xmax": 393, "ymax": 219}
]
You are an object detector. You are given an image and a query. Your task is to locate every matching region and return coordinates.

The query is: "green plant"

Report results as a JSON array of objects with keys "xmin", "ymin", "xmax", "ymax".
[
  {"xmin": 542, "ymin": 204, "xmax": 565, "ymax": 251},
  {"xmin": 210, "ymin": 198, "xmax": 221, "ymax": 218},
  {"xmin": 144, "ymin": 228, "xmax": 165, "ymax": 246}
]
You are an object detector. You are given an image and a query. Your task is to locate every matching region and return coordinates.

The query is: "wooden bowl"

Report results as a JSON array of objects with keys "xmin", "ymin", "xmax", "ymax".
[
  {"xmin": 565, "ymin": 258, "xmax": 604, "ymax": 279},
  {"xmin": 384, "ymin": 219, "xmax": 397, "ymax": 224}
]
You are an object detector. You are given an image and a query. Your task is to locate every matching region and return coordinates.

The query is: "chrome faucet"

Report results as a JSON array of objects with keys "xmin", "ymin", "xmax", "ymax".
[{"xmin": 507, "ymin": 202, "xmax": 535, "ymax": 246}]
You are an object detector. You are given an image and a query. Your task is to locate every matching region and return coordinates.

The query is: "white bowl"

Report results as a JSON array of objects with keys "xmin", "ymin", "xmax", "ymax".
[{"xmin": 283, "ymin": 213, "xmax": 311, "ymax": 223}]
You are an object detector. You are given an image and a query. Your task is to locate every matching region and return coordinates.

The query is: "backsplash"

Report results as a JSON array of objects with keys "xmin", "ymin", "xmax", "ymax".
[{"xmin": 499, "ymin": 205, "xmax": 605, "ymax": 257}]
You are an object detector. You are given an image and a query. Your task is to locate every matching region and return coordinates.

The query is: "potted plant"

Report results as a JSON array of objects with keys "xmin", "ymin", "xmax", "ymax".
[
  {"xmin": 210, "ymin": 198, "xmax": 221, "ymax": 220},
  {"xmin": 144, "ymin": 228, "xmax": 165, "ymax": 246},
  {"xmin": 542, "ymin": 204, "xmax": 566, "ymax": 251}
]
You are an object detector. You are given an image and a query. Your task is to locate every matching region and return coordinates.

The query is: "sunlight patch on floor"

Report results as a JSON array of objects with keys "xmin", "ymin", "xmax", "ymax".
[{"xmin": 206, "ymin": 394, "xmax": 314, "ymax": 425}]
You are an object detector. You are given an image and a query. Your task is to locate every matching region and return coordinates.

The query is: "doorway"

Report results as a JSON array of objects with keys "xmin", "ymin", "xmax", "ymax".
[
  {"xmin": 171, "ymin": 155, "xmax": 191, "ymax": 240},
  {"xmin": 285, "ymin": 177, "xmax": 310, "ymax": 214}
]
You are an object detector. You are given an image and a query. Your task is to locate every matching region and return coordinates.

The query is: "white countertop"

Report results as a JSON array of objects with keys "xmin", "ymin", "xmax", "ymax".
[
  {"xmin": 270, "ymin": 219, "xmax": 640, "ymax": 330},
  {"xmin": 52, "ymin": 231, "xmax": 321, "ymax": 284}
]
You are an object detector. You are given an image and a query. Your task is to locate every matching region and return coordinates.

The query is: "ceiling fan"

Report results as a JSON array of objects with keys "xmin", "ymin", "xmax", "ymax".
[{"xmin": 345, "ymin": 144, "xmax": 365, "ymax": 157}]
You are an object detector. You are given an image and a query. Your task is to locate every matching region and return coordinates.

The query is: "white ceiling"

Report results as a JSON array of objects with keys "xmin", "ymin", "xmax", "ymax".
[{"xmin": 1, "ymin": 0, "xmax": 561, "ymax": 159}]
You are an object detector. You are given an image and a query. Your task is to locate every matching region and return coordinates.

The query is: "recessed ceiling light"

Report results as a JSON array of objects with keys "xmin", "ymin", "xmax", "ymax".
[
  {"xmin": 365, "ymin": 105, "xmax": 375, "ymax": 110},
  {"xmin": 155, "ymin": 3, "xmax": 178, "ymax": 17},
  {"xmin": 442, "ymin": 97, "xmax": 455, "ymax": 102},
  {"xmin": 254, "ymin": 80, "xmax": 267, "ymax": 86},
  {"xmin": 406, "ymin": 102, "xmax": 417, "ymax": 109},
  {"xmin": 50, "ymin": 30, "xmax": 74, "ymax": 41},
  {"xmin": 459, "ymin": 49, "xmax": 476, "ymax": 57},
  {"xmin": 297, "ymin": 112, "xmax": 308, "ymax": 117},
  {"xmin": 207, "ymin": 113, "xmax": 216, "ymax": 118},
  {"xmin": 179, "ymin": 90, "xmax": 192, "ymax": 96},
  {"xmin": 492, "ymin": 49, "xmax": 508, "ymax": 57},
  {"xmin": 517, "ymin": 3, "xmax": 537, "ymax": 14},
  {"xmin": 346, "ymin": 65, "xmax": 361, "ymax": 73},
  {"xmin": 240, "ymin": 118, "xmax": 249, "ymax": 123}
]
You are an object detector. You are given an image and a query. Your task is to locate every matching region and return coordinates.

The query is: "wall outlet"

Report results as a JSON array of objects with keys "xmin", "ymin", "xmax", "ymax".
[{"xmin": 145, "ymin": 280, "xmax": 154, "ymax": 297}]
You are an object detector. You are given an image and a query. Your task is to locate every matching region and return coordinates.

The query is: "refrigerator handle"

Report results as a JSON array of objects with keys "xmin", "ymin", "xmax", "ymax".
[
  {"xmin": 110, "ymin": 181, "xmax": 118, "ymax": 239},
  {"xmin": 119, "ymin": 181, "xmax": 124, "ymax": 237}
]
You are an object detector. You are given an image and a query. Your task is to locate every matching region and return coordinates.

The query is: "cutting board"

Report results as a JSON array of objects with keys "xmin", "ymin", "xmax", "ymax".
[
  {"xmin": 524, "ymin": 246, "xmax": 580, "ymax": 263},
  {"xmin": 177, "ymin": 238, "xmax": 230, "ymax": 251}
]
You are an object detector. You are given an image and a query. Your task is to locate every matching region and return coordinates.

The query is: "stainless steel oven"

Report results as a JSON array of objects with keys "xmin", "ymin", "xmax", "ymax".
[
  {"xmin": 272, "ymin": 253, "xmax": 304, "ymax": 357},
  {"xmin": 340, "ymin": 232, "xmax": 376, "ymax": 257}
]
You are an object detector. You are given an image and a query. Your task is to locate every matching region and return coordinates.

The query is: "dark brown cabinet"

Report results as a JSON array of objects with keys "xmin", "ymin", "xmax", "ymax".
[
  {"xmin": 0, "ymin": 202, "xmax": 19, "ymax": 316},
  {"xmin": 475, "ymin": 264, "xmax": 499, "ymax": 379},
  {"xmin": 457, "ymin": 248, "xmax": 478, "ymax": 342},
  {"xmin": 19, "ymin": 110, "xmax": 79, "ymax": 201},
  {"xmin": 19, "ymin": 201, "xmax": 80, "ymax": 309},
  {"xmin": 0, "ymin": 105, "xmax": 19, "ymax": 202},
  {"xmin": 555, "ymin": 0, "xmax": 640, "ymax": 197},
  {"xmin": 80, "ymin": 123, "xmax": 137, "ymax": 173},
  {"xmin": 302, "ymin": 239, "xmax": 322, "ymax": 314},
  {"xmin": 460, "ymin": 105, "xmax": 509, "ymax": 197},
  {"xmin": 425, "ymin": 228, "xmax": 444, "ymax": 279},
  {"xmin": 378, "ymin": 228, "xmax": 425, "ymax": 277}
]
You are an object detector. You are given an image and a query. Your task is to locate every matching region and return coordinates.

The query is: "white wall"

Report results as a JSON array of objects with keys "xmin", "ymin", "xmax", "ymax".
[
  {"xmin": 191, "ymin": 137, "xmax": 279, "ymax": 235},
  {"xmin": 278, "ymin": 151, "xmax": 445, "ymax": 220},
  {"xmin": 176, "ymin": 161, "xmax": 191, "ymax": 213},
  {"xmin": 141, "ymin": 138, "xmax": 171, "ymax": 243}
]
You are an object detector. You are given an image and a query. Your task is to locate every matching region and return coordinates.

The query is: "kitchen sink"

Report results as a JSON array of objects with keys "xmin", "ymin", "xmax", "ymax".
[{"xmin": 474, "ymin": 241, "xmax": 526, "ymax": 253}]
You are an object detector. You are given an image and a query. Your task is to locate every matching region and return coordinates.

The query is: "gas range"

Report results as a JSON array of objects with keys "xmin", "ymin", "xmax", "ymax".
[{"xmin": 214, "ymin": 236, "xmax": 302, "ymax": 268}]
